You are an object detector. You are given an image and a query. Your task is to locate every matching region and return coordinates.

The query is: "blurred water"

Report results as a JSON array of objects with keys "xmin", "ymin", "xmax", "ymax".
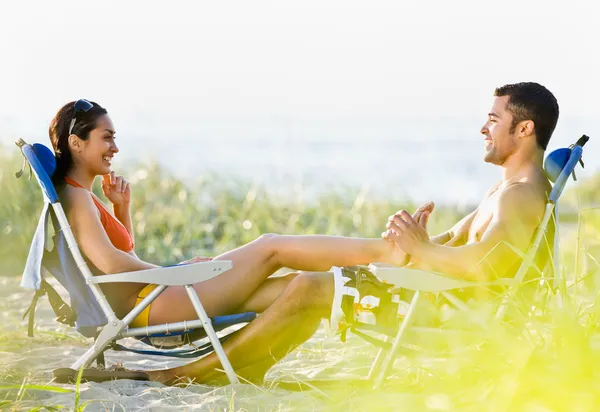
[
  {"xmin": 3, "ymin": 114, "xmax": 596, "ymax": 206},
  {"xmin": 133, "ymin": 137, "xmax": 499, "ymax": 206}
]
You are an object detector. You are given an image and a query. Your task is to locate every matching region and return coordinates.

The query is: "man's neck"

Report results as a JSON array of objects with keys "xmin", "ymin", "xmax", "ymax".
[{"xmin": 501, "ymin": 146, "xmax": 544, "ymax": 182}]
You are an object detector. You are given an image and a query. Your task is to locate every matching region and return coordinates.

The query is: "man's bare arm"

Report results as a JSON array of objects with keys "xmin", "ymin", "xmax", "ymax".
[
  {"xmin": 428, "ymin": 182, "xmax": 499, "ymax": 246},
  {"xmin": 400, "ymin": 207, "xmax": 477, "ymax": 267},
  {"xmin": 428, "ymin": 208, "xmax": 479, "ymax": 246},
  {"xmin": 388, "ymin": 184, "xmax": 544, "ymax": 280}
]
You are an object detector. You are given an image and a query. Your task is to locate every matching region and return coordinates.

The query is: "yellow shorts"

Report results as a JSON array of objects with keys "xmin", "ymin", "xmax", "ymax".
[{"xmin": 130, "ymin": 284, "xmax": 159, "ymax": 328}]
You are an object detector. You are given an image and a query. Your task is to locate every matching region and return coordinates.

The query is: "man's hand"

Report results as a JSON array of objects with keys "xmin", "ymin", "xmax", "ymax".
[
  {"xmin": 384, "ymin": 210, "xmax": 431, "ymax": 255},
  {"xmin": 413, "ymin": 201, "xmax": 433, "ymax": 236},
  {"xmin": 102, "ymin": 172, "xmax": 131, "ymax": 207},
  {"xmin": 382, "ymin": 201, "xmax": 433, "ymax": 266},
  {"xmin": 382, "ymin": 201, "xmax": 433, "ymax": 240}
]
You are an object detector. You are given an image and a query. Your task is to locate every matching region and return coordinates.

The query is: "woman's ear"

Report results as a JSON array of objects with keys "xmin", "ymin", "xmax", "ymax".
[{"xmin": 68, "ymin": 134, "xmax": 82, "ymax": 153}]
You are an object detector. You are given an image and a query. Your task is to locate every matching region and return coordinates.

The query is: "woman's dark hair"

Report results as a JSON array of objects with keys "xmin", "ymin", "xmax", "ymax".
[{"xmin": 49, "ymin": 100, "xmax": 108, "ymax": 185}]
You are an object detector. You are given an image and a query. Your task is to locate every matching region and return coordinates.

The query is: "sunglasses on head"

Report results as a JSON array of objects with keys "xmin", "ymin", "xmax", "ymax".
[{"xmin": 68, "ymin": 99, "xmax": 94, "ymax": 135}]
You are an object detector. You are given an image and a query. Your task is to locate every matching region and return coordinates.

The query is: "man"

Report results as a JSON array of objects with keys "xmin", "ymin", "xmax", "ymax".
[
  {"xmin": 149, "ymin": 82, "xmax": 559, "ymax": 385},
  {"xmin": 385, "ymin": 82, "xmax": 558, "ymax": 282}
]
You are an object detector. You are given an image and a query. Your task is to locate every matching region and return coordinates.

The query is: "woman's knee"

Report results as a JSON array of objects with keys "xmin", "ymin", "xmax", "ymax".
[
  {"xmin": 253, "ymin": 233, "xmax": 279, "ymax": 253},
  {"xmin": 253, "ymin": 233, "xmax": 283, "ymax": 266},
  {"xmin": 256, "ymin": 233, "xmax": 278, "ymax": 242}
]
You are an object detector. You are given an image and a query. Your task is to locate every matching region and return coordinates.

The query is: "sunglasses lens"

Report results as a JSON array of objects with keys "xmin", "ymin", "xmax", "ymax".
[
  {"xmin": 69, "ymin": 99, "xmax": 94, "ymax": 134},
  {"xmin": 74, "ymin": 99, "xmax": 93, "ymax": 113}
]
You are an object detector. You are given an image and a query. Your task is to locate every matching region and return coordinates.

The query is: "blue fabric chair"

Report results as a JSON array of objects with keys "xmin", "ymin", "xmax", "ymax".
[
  {"xmin": 17, "ymin": 135, "xmax": 589, "ymax": 387},
  {"xmin": 365, "ymin": 135, "xmax": 589, "ymax": 388},
  {"xmin": 17, "ymin": 139, "xmax": 256, "ymax": 384}
]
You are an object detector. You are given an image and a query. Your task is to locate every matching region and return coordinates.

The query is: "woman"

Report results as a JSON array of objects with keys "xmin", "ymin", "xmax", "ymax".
[{"xmin": 50, "ymin": 99, "xmax": 431, "ymax": 384}]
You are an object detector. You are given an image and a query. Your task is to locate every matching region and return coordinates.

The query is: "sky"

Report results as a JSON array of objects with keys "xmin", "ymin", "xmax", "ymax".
[{"xmin": 0, "ymin": 0, "xmax": 598, "ymax": 187}]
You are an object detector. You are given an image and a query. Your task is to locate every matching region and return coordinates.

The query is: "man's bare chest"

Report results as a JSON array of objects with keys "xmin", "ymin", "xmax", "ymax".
[{"xmin": 468, "ymin": 191, "xmax": 501, "ymax": 242}]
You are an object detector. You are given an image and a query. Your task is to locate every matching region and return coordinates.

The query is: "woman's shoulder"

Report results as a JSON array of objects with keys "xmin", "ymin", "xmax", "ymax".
[
  {"xmin": 60, "ymin": 185, "xmax": 98, "ymax": 216},
  {"xmin": 61, "ymin": 183, "xmax": 87, "ymax": 201}
]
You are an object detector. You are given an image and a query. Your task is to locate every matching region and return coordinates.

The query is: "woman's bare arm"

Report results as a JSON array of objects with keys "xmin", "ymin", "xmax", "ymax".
[{"xmin": 65, "ymin": 187, "xmax": 157, "ymax": 274}]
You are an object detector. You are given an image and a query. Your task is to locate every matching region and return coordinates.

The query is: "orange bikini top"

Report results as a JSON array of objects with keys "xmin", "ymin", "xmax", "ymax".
[{"xmin": 64, "ymin": 177, "xmax": 134, "ymax": 253}]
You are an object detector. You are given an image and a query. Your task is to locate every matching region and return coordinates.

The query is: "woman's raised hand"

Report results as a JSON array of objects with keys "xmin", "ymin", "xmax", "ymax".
[{"xmin": 101, "ymin": 171, "xmax": 131, "ymax": 207}]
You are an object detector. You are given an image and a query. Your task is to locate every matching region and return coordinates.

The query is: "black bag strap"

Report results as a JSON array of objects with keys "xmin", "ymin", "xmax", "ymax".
[
  {"xmin": 23, "ymin": 279, "xmax": 76, "ymax": 337},
  {"xmin": 23, "ymin": 287, "xmax": 46, "ymax": 338}
]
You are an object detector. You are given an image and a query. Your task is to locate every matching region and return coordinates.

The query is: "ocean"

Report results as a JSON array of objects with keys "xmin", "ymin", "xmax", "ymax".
[
  {"xmin": 4, "ymin": 114, "xmax": 596, "ymax": 206},
  {"xmin": 124, "ymin": 137, "xmax": 541, "ymax": 206}
]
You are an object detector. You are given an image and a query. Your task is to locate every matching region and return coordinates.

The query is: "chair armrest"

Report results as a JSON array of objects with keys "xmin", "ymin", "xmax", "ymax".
[
  {"xmin": 368, "ymin": 263, "xmax": 516, "ymax": 293},
  {"xmin": 87, "ymin": 260, "xmax": 233, "ymax": 286}
]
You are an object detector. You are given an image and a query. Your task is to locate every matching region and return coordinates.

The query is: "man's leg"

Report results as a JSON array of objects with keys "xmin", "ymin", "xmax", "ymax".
[{"xmin": 147, "ymin": 271, "xmax": 334, "ymax": 384}]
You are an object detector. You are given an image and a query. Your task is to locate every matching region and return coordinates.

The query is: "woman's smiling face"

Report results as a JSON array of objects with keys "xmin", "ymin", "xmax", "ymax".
[{"xmin": 76, "ymin": 114, "xmax": 119, "ymax": 176}]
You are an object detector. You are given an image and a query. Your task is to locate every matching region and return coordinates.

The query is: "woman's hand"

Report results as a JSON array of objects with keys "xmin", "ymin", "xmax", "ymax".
[
  {"xmin": 102, "ymin": 172, "xmax": 131, "ymax": 207},
  {"xmin": 180, "ymin": 256, "xmax": 213, "ymax": 265}
]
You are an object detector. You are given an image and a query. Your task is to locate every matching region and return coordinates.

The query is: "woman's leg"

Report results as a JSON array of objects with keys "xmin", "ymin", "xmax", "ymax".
[
  {"xmin": 147, "ymin": 271, "xmax": 334, "ymax": 385},
  {"xmin": 254, "ymin": 235, "xmax": 400, "ymax": 271},
  {"xmin": 233, "ymin": 273, "xmax": 299, "ymax": 313},
  {"xmin": 149, "ymin": 234, "xmax": 284, "ymax": 322},
  {"xmin": 149, "ymin": 201, "xmax": 433, "ymax": 323},
  {"xmin": 149, "ymin": 234, "xmax": 397, "ymax": 323},
  {"xmin": 266, "ymin": 199, "xmax": 434, "ymax": 272}
]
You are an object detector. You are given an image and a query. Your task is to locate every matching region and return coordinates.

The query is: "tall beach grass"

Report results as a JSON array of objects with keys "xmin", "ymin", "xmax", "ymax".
[
  {"xmin": 1, "ymin": 146, "xmax": 600, "ymax": 410},
  {"xmin": 0, "ymin": 148, "xmax": 468, "ymax": 275}
]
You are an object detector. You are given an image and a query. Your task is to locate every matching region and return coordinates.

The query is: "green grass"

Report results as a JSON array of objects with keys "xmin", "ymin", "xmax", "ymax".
[
  {"xmin": 2, "ymin": 147, "xmax": 600, "ymax": 411},
  {"xmin": 1, "ymin": 149, "xmax": 466, "ymax": 274}
]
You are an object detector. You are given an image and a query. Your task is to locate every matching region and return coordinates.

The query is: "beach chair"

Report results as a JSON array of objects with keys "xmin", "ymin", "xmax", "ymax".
[
  {"xmin": 360, "ymin": 135, "xmax": 589, "ymax": 389},
  {"xmin": 16, "ymin": 138, "xmax": 256, "ymax": 384}
]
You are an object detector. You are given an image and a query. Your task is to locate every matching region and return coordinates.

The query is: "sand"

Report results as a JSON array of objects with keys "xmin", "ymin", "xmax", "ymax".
[{"xmin": 1, "ymin": 276, "xmax": 421, "ymax": 411}]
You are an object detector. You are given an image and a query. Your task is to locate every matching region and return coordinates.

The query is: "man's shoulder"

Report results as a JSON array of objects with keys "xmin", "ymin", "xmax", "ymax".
[
  {"xmin": 496, "ymin": 180, "xmax": 548, "ymax": 221},
  {"xmin": 503, "ymin": 175, "xmax": 551, "ymax": 203},
  {"xmin": 483, "ymin": 179, "xmax": 542, "ymax": 200}
]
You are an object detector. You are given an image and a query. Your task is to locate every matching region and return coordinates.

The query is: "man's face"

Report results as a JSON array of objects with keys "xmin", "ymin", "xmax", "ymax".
[{"xmin": 480, "ymin": 96, "xmax": 518, "ymax": 165}]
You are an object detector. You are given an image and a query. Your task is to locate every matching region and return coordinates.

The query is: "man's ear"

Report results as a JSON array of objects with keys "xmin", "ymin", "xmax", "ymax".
[
  {"xmin": 517, "ymin": 120, "xmax": 535, "ymax": 138},
  {"xmin": 68, "ymin": 134, "xmax": 82, "ymax": 153}
]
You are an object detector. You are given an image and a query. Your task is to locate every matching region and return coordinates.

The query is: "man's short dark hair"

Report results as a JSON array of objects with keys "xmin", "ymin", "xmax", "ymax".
[{"xmin": 494, "ymin": 82, "xmax": 559, "ymax": 150}]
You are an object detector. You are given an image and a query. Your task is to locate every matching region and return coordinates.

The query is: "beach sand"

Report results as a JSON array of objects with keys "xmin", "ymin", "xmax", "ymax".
[{"xmin": 1, "ymin": 276, "xmax": 426, "ymax": 411}]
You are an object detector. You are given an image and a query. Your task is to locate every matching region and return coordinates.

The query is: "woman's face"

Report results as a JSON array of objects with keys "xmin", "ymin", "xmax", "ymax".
[{"xmin": 77, "ymin": 114, "xmax": 119, "ymax": 176}]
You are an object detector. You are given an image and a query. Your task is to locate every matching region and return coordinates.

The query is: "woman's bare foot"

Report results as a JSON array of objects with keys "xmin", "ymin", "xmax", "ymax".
[
  {"xmin": 381, "ymin": 201, "xmax": 435, "ymax": 266},
  {"xmin": 146, "ymin": 368, "xmax": 228, "ymax": 386},
  {"xmin": 146, "ymin": 369, "xmax": 179, "ymax": 385}
]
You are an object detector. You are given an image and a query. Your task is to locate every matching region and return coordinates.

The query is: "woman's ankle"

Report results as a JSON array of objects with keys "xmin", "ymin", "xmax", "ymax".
[{"xmin": 379, "ymin": 239, "xmax": 409, "ymax": 266}]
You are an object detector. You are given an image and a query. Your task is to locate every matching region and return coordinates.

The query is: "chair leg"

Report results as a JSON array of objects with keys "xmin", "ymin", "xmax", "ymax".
[
  {"xmin": 367, "ymin": 339, "xmax": 389, "ymax": 381},
  {"xmin": 373, "ymin": 291, "xmax": 421, "ymax": 389},
  {"xmin": 71, "ymin": 320, "xmax": 125, "ymax": 370},
  {"xmin": 495, "ymin": 295, "xmax": 509, "ymax": 320},
  {"xmin": 441, "ymin": 291, "xmax": 470, "ymax": 313},
  {"xmin": 184, "ymin": 285, "xmax": 240, "ymax": 385},
  {"xmin": 96, "ymin": 351, "xmax": 106, "ymax": 368}
]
